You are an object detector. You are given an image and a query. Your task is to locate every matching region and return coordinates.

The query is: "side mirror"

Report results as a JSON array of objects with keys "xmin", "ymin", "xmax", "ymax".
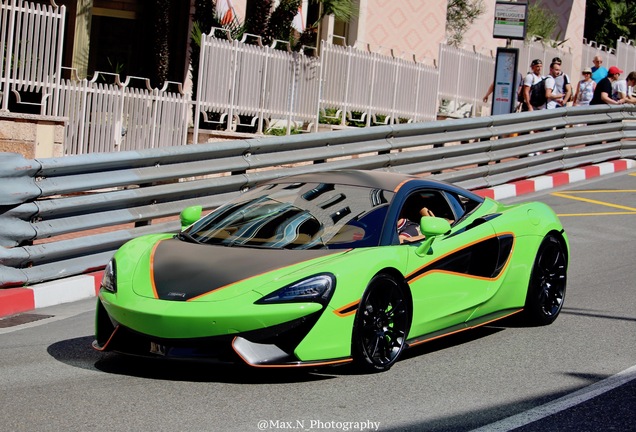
[
  {"xmin": 415, "ymin": 217, "xmax": 451, "ymax": 257},
  {"xmin": 180, "ymin": 205, "xmax": 202, "ymax": 230},
  {"xmin": 419, "ymin": 216, "xmax": 451, "ymax": 237}
]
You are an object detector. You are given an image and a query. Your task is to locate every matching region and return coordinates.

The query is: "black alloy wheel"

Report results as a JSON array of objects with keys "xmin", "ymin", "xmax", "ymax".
[
  {"xmin": 524, "ymin": 234, "xmax": 567, "ymax": 326},
  {"xmin": 352, "ymin": 274, "xmax": 410, "ymax": 372}
]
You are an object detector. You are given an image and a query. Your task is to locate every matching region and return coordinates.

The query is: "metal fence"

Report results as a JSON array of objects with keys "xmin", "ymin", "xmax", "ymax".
[
  {"xmin": 513, "ymin": 38, "xmax": 574, "ymax": 77},
  {"xmin": 0, "ymin": 0, "xmax": 65, "ymax": 111},
  {"xmin": 193, "ymin": 32, "xmax": 322, "ymax": 137},
  {"xmin": 437, "ymin": 44, "xmax": 495, "ymax": 119},
  {"xmin": 581, "ymin": 38, "xmax": 618, "ymax": 72},
  {"xmin": 48, "ymin": 74, "xmax": 191, "ymax": 154},
  {"xmin": 615, "ymin": 37, "xmax": 636, "ymax": 76},
  {"xmin": 317, "ymin": 43, "xmax": 439, "ymax": 126},
  {"xmin": 2, "ymin": 104, "xmax": 636, "ymax": 288}
]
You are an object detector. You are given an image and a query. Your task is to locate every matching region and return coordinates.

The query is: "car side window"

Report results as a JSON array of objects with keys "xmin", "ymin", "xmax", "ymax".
[
  {"xmin": 409, "ymin": 191, "xmax": 456, "ymax": 223},
  {"xmin": 396, "ymin": 190, "xmax": 456, "ymax": 244},
  {"xmin": 444, "ymin": 191, "xmax": 481, "ymax": 223}
]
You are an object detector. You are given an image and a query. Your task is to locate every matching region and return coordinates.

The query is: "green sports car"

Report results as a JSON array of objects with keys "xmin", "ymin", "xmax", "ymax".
[{"xmin": 93, "ymin": 170, "xmax": 568, "ymax": 372}]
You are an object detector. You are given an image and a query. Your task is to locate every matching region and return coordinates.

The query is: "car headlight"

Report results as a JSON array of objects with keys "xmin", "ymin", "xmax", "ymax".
[
  {"xmin": 101, "ymin": 259, "xmax": 117, "ymax": 293},
  {"xmin": 256, "ymin": 273, "xmax": 335, "ymax": 305}
]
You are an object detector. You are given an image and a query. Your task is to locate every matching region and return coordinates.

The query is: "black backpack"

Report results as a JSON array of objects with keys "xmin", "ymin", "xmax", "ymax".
[{"xmin": 529, "ymin": 76, "xmax": 548, "ymax": 107}]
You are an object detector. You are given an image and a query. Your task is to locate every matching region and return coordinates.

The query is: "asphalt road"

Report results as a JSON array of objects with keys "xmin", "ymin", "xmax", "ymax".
[{"xmin": 1, "ymin": 171, "xmax": 635, "ymax": 432}]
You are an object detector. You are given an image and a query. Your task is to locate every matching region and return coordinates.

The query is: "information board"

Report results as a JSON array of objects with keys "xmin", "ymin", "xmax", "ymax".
[
  {"xmin": 493, "ymin": 1, "xmax": 528, "ymax": 40},
  {"xmin": 492, "ymin": 48, "xmax": 520, "ymax": 115}
]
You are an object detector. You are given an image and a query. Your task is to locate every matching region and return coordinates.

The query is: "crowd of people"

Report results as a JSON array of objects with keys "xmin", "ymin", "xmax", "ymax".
[{"xmin": 483, "ymin": 55, "xmax": 636, "ymax": 112}]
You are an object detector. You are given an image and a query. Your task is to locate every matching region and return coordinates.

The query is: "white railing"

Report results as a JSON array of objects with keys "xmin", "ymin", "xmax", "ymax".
[
  {"xmin": 438, "ymin": 44, "xmax": 495, "ymax": 118},
  {"xmin": 581, "ymin": 39, "xmax": 618, "ymax": 72},
  {"xmin": 615, "ymin": 37, "xmax": 636, "ymax": 75},
  {"xmin": 0, "ymin": 0, "xmax": 65, "ymax": 111},
  {"xmin": 44, "ymin": 73, "xmax": 190, "ymax": 154},
  {"xmin": 512, "ymin": 39, "xmax": 573, "ymax": 75},
  {"xmin": 193, "ymin": 32, "xmax": 321, "ymax": 136},
  {"xmin": 5, "ymin": 0, "xmax": 636, "ymax": 155},
  {"xmin": 318, "ymin": 43, "xmax": 439, "ymax": 126}
]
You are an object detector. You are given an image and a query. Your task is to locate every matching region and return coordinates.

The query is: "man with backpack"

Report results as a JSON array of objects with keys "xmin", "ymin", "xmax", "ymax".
[{"xmin": 522, "ymin": 59, "xmax": 547, "ymax": 111}]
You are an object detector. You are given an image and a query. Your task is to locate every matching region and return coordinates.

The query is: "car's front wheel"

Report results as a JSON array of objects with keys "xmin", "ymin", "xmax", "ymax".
[
  {"xmin": 524, "ymin": 234, "xmax": 567, "ymax": 326},
  {"xmin": 352, "ymin": 274, "xmax": 410, "ymax": 372}
]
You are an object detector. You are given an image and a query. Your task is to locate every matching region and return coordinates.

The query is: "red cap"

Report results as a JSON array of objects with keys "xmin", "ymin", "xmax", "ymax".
[{"xmin": 608, "ymin": 66, "xmax": 623, "ymax": 75}]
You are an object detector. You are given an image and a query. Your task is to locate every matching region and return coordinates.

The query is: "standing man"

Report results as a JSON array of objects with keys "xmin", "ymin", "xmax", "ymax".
[
  {"xmin": 551, "ymin": 57, "xmax": 572, "ymax": 106},
  {"xmin": 590, "ymin": 66, "xmax": 625, "ymax": 105},
  {"xmin": 522, "ymin": 59, "xmax": 545, "ymax": 111},
  {"xmin": 591, "ymin": 55, "xmax": 608, "ymax": 83},
  {"xmin": 545, "ymin": 61, "xmax": 567, "ymax": 109}
]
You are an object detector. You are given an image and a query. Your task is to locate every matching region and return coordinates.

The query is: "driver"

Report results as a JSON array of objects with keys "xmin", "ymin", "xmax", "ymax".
[
  {"xmin": 397, "ymin": 207, "xmax": 436, "ymax": 243},
  {"xmin": 397, "ymin": 217, "xmax": 420, "ymax": 242},
  {"xmin": 397, "ymin": 207, "xmax": 453, "ymax": 244}
]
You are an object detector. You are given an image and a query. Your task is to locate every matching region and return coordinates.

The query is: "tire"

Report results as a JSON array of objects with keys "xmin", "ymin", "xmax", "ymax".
[
  {"xmin": 523, "ymin": 234, "xmax": 567, "ymax": 326},
  {"xmin": 352, "ymin": 274, "xmax": 410, "ymax": 372}
]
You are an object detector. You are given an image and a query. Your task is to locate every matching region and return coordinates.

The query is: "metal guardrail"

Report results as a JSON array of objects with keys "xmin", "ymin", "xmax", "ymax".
[{"xmin": 1, "ymin": 105, "xmax": 636, "ymax": 288}]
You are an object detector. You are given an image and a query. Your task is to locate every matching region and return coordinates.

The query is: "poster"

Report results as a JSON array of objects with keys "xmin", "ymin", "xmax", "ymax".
[{"xmin": 492, "ymin": 48, "xmax": 519, "ymax": 115}]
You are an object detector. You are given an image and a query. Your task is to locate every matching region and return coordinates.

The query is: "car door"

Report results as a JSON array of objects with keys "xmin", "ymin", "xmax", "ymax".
[{"xmin": 403, "ymin": 202, "xmax": 501, "ymax": 339}]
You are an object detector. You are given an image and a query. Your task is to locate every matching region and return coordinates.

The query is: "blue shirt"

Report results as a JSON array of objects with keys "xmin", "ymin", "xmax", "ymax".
[{"xmin": 592, "ymin": 66, "xmax": 608, "ymax": 83}]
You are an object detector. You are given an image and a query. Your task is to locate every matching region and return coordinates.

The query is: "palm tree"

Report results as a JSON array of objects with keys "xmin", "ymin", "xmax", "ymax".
[
  {"xmin": 313, "ymin": 0, "xmax": 357, "ymax": 25},
  {"xmin": 244, "ymin": 0, "xmax": 273, "ymax": 40},
  {"xmin": 526, "ymin": 1, "xmax": 559, "ymax": 42},
  {"xmin": 584, "ymin": 0, "xmax": 636, "ymax": 48},
  {"xmin": 149, "ymin": 0, "xmax": 170, "ymax": 88},
  {"xmin": 266, "ymin": 0, "xmax": 302, "ymax": 46},
  {"xmin": 190, "ymin": 0, "xmax": 221, "ymax": 115},
  {"xmin": 242, "ymin": 0, "xmax": 356, "ymax": 49}
]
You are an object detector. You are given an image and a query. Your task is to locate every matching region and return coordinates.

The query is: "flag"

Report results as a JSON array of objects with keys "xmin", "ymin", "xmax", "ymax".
[
  {"xmin": 217, "ymin": 0, "xmax": 234, "ymax": 26},
  {"xmin": 292, "ymin": 5, "xmax": 305, "ymax": 33}
]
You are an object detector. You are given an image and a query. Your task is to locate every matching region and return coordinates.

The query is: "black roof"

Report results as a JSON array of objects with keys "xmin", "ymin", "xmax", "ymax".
[{"xmin": 268, "ymin": 169, "xmax": 457, "ymax": 194}]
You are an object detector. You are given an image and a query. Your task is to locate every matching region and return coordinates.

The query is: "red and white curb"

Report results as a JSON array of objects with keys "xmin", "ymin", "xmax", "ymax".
[
  {"xmin": 0, "ymin": 272, "xmax": 102, "ymax": 318},
  {"xmin": 1, "ymin": 158, "xmax": 635, "ymax": 319},
  {"xmin": 474, "ymin": 159, "xmax": 636, "ymax": 200}
]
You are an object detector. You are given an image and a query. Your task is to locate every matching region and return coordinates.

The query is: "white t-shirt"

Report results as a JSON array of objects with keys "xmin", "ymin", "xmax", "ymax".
[
  {"xmin": 545, "ymin": 76, "xmax": 559, "ymax": 109},
  {"xmin": 612, "ymin": 79, "xmax": 627, "ymax": 101}
]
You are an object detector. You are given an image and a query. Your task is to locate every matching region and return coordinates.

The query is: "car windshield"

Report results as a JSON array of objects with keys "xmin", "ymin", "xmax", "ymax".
[{"xmin": 182, "ymin": 182, "xmax": 394, "ymax": 249}]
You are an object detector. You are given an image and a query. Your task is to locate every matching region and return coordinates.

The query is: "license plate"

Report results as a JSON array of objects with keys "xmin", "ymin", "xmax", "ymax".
[{"xmin": 150, "ymin": 341, "xmax": 166, "ymax": 356}]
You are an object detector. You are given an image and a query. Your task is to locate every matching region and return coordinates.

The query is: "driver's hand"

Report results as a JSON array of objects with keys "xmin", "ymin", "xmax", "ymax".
[{"xmin": 420, "ymin": 207, "xmax": 435, "ymax": 217}]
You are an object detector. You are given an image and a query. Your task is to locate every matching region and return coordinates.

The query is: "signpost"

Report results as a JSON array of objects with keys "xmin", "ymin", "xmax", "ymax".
[
  {"xmin": 491, "ymin": 1, "xmax": 528, "ymax": 114},
  {"xmin": 493, "ymin": 1, "xmax": 528, "ymax": 40}
]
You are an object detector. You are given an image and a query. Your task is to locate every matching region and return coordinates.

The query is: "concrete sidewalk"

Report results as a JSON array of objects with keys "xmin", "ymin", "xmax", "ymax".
[{"xmin": 1, "ymin": 158, "xmax": 634, "ymax": 319}]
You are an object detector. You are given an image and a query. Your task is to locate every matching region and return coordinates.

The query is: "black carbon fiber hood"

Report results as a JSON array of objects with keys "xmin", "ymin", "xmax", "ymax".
[{"xmin": 149, "ymin": 238, "xmax": 339, "ymax": 301}]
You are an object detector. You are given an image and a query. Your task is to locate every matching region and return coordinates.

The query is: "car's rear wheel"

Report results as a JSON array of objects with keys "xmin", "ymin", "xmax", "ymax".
[
  {"xmin": 524, "ymin": 234, "xmax": 567, "ymax": 326},
  {"xmin": 352, "ymin": 274, "xmax": 409, "ymax": 372}
]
